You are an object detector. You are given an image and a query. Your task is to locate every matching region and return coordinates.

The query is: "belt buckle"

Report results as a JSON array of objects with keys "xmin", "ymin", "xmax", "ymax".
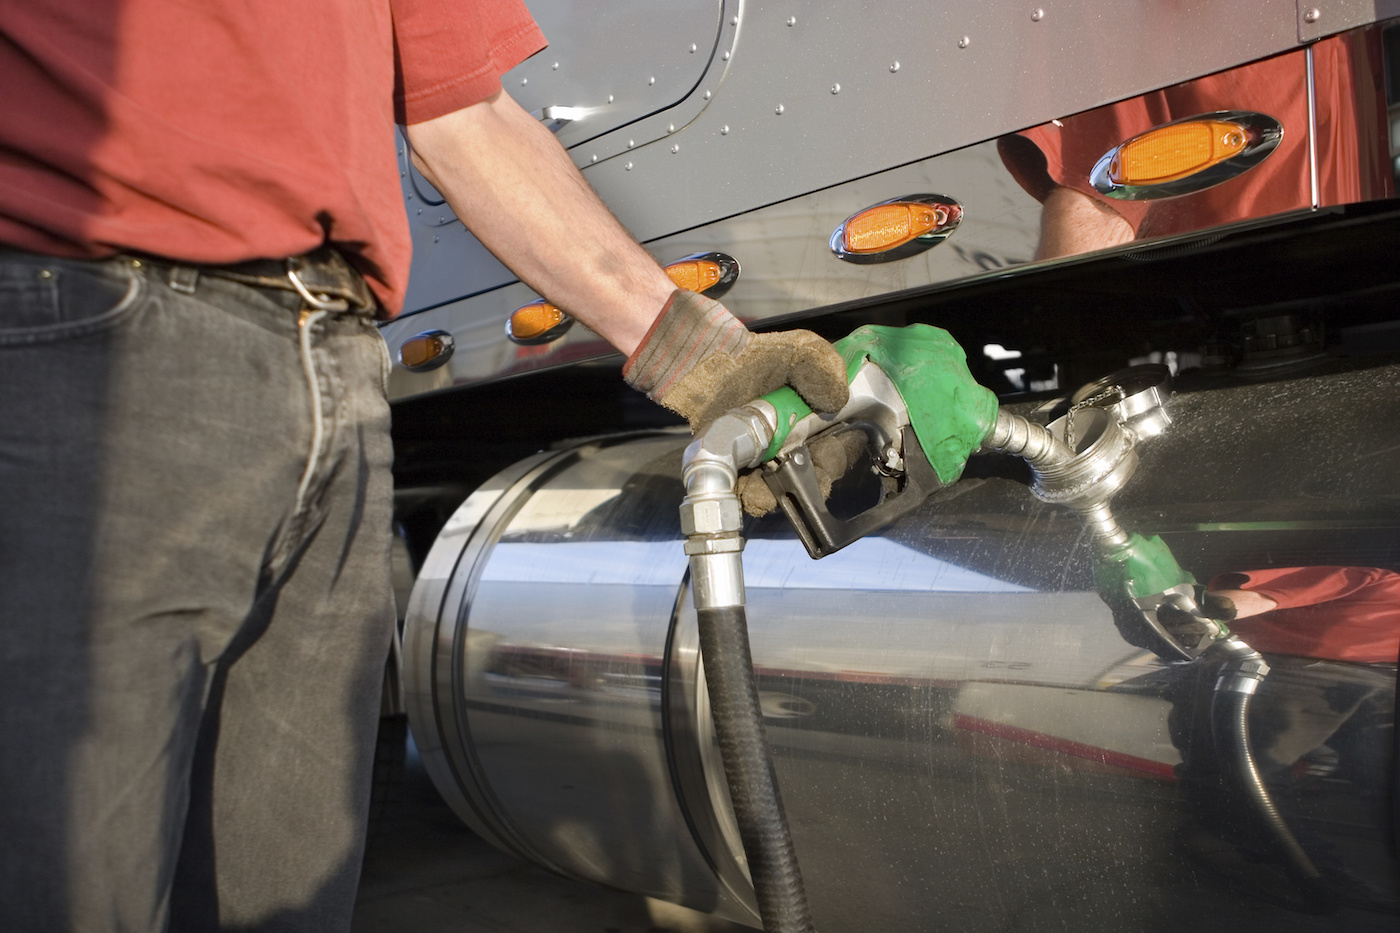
[{"xmin": 285, "ymin": 256, "xmax": 351, "ymax": 313}]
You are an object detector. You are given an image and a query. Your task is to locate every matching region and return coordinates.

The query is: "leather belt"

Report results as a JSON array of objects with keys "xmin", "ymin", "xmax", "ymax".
[{"xmin": 134, "ymin": 246, "xmax": 377, "ymax": 314}]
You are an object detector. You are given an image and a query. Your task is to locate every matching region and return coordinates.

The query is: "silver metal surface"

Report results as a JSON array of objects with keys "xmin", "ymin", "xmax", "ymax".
[
  {"xmin": 1089, "ymin": 111, "xmax": 1285, "ymax": 201},
  {"xmin": 405, "ymin": 363, "xmax": 1400, "ymax": 931},
  {"xmin": 1298, "ymin": 0, "xmax": 1400, "ymax": 41},
  {"xmin": 385, "ymin": 24, "xmax": 1392, "ymax": 400}
]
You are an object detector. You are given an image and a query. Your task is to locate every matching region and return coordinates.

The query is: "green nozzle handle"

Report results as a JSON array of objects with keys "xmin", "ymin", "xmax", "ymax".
[
  {"xmin": 760, "ymin": 324, "xmax": 999, "ymax": 485},
  {"xmin": 1097, "ymin": 533, "xmax": 1197, "ymax": 600}
]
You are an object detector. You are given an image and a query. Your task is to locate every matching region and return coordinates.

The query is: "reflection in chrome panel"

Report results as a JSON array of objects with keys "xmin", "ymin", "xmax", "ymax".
[
  {"xmin": 383, "ymin": 27, "xmax": 1394, "ymax": 402},
  {"xmin": 404, "ymin": 367, "xmax": 1400, "ymax": 930}
]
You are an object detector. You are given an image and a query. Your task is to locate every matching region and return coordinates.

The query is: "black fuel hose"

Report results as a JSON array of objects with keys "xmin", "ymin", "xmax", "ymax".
[
  {"xmin": 1212, "ymin": 661, "xmax": 1335, "ymax": 911},
  {"xmin": 696, "ymin": 605, "xmax": 816, "ymax": 933}
]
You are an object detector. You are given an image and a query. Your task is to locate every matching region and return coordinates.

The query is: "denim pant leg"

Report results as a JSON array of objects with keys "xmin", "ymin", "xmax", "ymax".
[{"xmin": 0, "ymin": 253, "xmax": 395, "ymax": 932}]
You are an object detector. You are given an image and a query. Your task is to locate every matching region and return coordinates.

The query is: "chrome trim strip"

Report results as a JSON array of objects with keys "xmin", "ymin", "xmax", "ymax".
[{"xmin": 1307, "ymin": 44, "xmax": 1320, "ymax": 209}]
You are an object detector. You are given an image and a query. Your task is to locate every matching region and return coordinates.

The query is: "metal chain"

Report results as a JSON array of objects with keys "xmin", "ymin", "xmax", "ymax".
[{"xmin": 1065, "ymin": 385, "xmax": 1125, "ymax": 450}]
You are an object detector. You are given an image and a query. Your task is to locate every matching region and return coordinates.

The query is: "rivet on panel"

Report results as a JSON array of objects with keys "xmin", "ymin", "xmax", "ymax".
[
  {"xmin": 722, "ymin": 50, "xmax": 730, "ymax": 60},
  {"xmin": 831, "ymin": 83, "xmax": 841, "ymax": 94},
  {"xmin": 787, "ymin": 16, "xmax": 797, "ymax": 26},
  {"xmin": 731, "ymin": 15, "xmax": 739, "ymax": 26},
  {"xmin": 775, "ymin": 104, "xmax": 784, "ymax": 115},
  {"xmin": 38, "ymin": 269, "xmax": 53, "ymax": 279},
  {"xmin": 958, "ymin": 36, "xmax": 970, "ymax": 49},
  {"xmin": 625, "ymin": 162, "xmax": 634, "ymax": 171},
  {"xmin": 130, "ymin": 259, "xmax": 143, "ymax": 268},
  {"xmin": 720, "ymin": 125, "xmax": 730, "ymax": 135},
  {"xmin": 690, "ymin": 43, "xmax": 698, "ymax": 53},
  {"xmin": 552, "ymin": 61, "xmax": 559, "ymax": 70},
  {"xmin": 648, "ymin": 76, "xmax": 656, "ymax": 85},
  {"xmin": 703, "ymin": 90, "xmax": 712, "ymax": 100},
  {"xmin": 627, "ymin": 139, "xmax": 635, "ymax": 148},
  {"xmin": 1032, "ymin": 8, "xmax": 1045, "ymax": 21},
  {"xmin": 889, "ymin": 61, "xmax": 900, "ymax": 73},
  {"xmin": 433, "ymin": 235, "xmax": 439, "ymax": 243},
  {"xmin": 520, "ymin": 77, "xmax": 528, "ymax": 86},
  {"xmin": 590, "ymin": 154, "xmax": 598, "ymax": 163},
  {"xmin": 671, "ymin": 144, "xmax": 680, "ymax": 154},
  {"xmin": 668, "ymin": 124, "xmax": 676, "ymax": 133},
  {"xmin": 1303, "ymin": 8, "xmax": 1321, "ymax": 23},
  {"xmin": 608, "ymin": 94, "xmax": 615, "ymax": 103},
  {"xmin": 416, "ymin": 208, "xmax": 422, "ymax": 215}
]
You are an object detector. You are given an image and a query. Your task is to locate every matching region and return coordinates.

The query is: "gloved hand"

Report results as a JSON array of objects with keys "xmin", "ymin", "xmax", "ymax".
[
  {"xmin": 1157, "ymin": 587, "xmax": 1237, "ymax": 651},
  {"xmin": 734, "ymin": 428, "xmax": 868, "ymax": 518},
  {"xmin": 624, "ymin": 289, "xmax": 850, "ymax": 433}
]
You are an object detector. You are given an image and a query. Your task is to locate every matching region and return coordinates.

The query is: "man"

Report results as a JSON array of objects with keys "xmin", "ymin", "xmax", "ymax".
[{"xmin": 0, "ymin": 2, "xmax": 848, "ymax": 930}]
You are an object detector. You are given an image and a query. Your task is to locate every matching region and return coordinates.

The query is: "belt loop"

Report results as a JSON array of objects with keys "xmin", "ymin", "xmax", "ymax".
[{"xmin": 169, "ymin": 264, "xmax": 200, "ymax": 295}]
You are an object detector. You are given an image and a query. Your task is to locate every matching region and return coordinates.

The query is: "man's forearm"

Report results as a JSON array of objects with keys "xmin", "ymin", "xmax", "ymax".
[{"xmin": 404, "ymin": 89, "xmax": 675, "ymax": 356}]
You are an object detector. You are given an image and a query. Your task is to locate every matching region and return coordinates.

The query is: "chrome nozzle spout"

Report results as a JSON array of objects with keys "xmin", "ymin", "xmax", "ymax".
[
  {"xmin": 981, "ymin": 410, "xmax": 1075, "ymax": 470},
  {"xmin": 983, "ymin": 409, "xmax": 1136, "ymax": 552}
]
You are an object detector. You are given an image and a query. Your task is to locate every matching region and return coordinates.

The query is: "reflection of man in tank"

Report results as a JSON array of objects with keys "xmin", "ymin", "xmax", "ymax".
[
  {"xmin": 997, "ymin": 34, "xmax": 1389, "ymax": 260},
  {"xmin": 1167, "ymin": 566, "xmax": 1395, "ymax": 899},
  {"xmin": 1203, "ymin": 566, "xmax": 1398, "ymax": 776}
]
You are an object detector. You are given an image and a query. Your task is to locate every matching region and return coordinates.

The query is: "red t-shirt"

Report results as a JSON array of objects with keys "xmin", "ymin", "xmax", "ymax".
[
  {"xmin": 1212, "ymin": 566, "xmax": 1400, "ymax": 665},
  {"xmin": 0, "ymin": 1, "xmax": 545, "ymax": 313}
]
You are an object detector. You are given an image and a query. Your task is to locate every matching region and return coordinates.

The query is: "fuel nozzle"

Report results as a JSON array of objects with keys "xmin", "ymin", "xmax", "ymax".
[
  {"xmin": 983, "ymin": 364, "xmax": 1230, "ymax": 660},
  {"xmin": 754, "ymin": 324, "xmax": 1000, "ymax": 558}
]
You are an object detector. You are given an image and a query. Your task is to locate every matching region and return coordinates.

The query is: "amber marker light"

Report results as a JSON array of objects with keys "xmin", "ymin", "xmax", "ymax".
[
  {"xmin": 845, "ymin": 202, "xmax": 950, "ymax": 253},
  {"xmin": 1110, "ymin": 120, "xmax": 1248, "ymax": 185},
  {"xmin": 1090, "ymin": 111, "xmax": 1282, "ymax": 200},
  {"xmin": 506, "ymin": 253, "xmax": 739, "ymax": 346},
  {"xmin": 665, "ymin": 258, "xmax": 722, "ymax": 293},
  {"xmin": 831, "ymin": 195, "xmax": 963, "ymax": 264},
  {"xmin": 506, "ymin": 301, "xmax": 573, "ymax": 345},
  {"xmin": 399, "ymin": 330, "xmax": 455, "ymax": 373},
  {"xmin": 663, "ymin": 252, "xmax": 740, "ymax": 298}
]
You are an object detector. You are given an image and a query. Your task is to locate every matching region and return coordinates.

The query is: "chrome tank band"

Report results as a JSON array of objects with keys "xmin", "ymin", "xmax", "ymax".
[{"xmin": 405, "ymin": 367, "xmax": 1400, "ymax": 931}]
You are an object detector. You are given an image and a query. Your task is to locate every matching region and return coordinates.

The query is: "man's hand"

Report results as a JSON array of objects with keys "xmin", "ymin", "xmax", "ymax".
[{"xmin": 624, "ymin": 289, "xmax": 849, "ymax": 433}]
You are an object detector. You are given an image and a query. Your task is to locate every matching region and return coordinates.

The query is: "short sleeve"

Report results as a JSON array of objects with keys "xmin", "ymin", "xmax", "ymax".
[
  {"xmin": 1211, "ymin": 566, "xmax": 1392, "ymax": 610},
  {"xmin": 391, "ymin": 0, "xmax": 547, "ymax": 125}
]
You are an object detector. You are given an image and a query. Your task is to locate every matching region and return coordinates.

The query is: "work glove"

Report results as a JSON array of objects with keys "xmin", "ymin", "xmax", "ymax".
[
  {"xmin": 733, "ymin": 428, "xmax": 868, "ymax": 518},
  {"xmin": 1156, "ymin": 587, "xmax": 1237, "ymax": 651},
  {"xmin": 624, "ymin": 289, "xmax": 851, "ymax": 517},
  {"xmin": 624, "ymin": 289, "xmax": 849, "ymax": 431}
]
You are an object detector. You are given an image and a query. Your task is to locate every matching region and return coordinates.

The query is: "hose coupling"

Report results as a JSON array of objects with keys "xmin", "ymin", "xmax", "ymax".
[{"xmin": 1211, "ymin": 637, "xmax": 1271, "ymax": 695}]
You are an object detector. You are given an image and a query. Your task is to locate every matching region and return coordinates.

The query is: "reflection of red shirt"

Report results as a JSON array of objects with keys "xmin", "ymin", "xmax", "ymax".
[
  {"xmin": 998, "ymin": 32, "xmax": 1392, "ymax": 238},
  {"xmin": 1211, "ymin": 567, "xmax": 1400, "ymax": 664}
]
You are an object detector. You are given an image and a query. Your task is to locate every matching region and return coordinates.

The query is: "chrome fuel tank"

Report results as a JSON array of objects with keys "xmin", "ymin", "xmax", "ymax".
[{"xmin": 404, "ymin": 364, "xmax": 1400, "ymax": 931}]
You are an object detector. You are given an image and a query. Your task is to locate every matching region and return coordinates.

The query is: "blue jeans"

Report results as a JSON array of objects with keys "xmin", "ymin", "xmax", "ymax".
[{"xmin": 0, "ymin": 251, "xmax": 396, "ymax": 931}]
